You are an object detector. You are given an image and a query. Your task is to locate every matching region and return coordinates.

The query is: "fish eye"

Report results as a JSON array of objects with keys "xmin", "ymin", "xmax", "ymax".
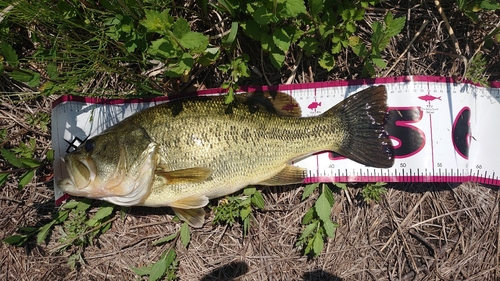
[{"xmin": 84, "ymin": 139, "xmax": 95, "ymax": 152}]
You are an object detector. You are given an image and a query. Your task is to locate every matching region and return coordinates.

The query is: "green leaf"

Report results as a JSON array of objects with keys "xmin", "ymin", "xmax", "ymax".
[
  {"xmin": 152, "ymin": 232, "xmax": 178, "ymax": 246},
  {"xmin": 273, "ymin": 28, "xmax": 291, "ymax": 52},
  {"xmin": 46, "ymin": 63, "xmax": 58, "ymax": 79},
  {"xmin": 251, "ymin": 191, "xmax": 265, "ymax": 209},
  {"xmin": 20, "ymin": 158, "xmax": 41, "ymax": 168},
  {"xmin": 270, "ymin": 48, "xmax": 286, "ymax": 69},
  {"xmin": 18, "ymin": 169, "xmax": 35, "ymax": 190},
  {"xmin": 240, "ymin": 205, "xmax": 252, "ymax": 220},
  {"xmin": 75, "ymin": 198, "xmax": 92, "ymax": 212},
  {"xmin": 243, "ymin": 216, "xmax": 250, "ymax": 236},
  {"xmin": 132, "ymin": 265, "xmax": 151, "ymax": 276},
  {"xmin": 180, "ymin": 222, "xmax": 190, "ymax": 248},
  {"xmin": 323, "ymin": 220, "xmax": 338, "ymax": 238},
  {"xmin": 243, "ymin": 187, "xmax": 257, "ymax": 196},
  {"xmin": 223, "ymin": 22, "xmax": 239, "ymax": 45},
  {"xmin": 371, "ymin": 56, "xmax": 387, "ymax": 68},
  {"xmin": 141, "ymin": 9, "xmax": 172, "ymax": 34},
  {"xmin": 363, "ymin": 60, "xmax": 376, "ymax": 77},
  {"xmin": 281, "ymin": 0, "xmax": 307, "ymax": 18},
  {"xmin": 314, "ymin": 193, "xmax": 332, "ymax": 223},
  {"xmin": 179, "ymin": 32, "xmax": 208, "ymax": 50},
  {"xmin": 312, "ymin": 231, "xmax": 324, "ymax": 256},
  {"xmin": 53, "ymin": 210, "xmax": 70, "ymax": 224},
  {"xmin": 318, "ymin": 52, "xmax": 335, "ymax": 71},
  {"xmin": 332, "ymin": 42, "xmax": 342, "ymax": 54},
  {"xmin": 2, "ymin": 148, "xmax": 22, "ymax": 168},
  {"xmin": 301, "ymin": 208, "xmax": 315, "ymax": 224},
  {"xmin": 149, "ymin": 256, "xmax": 168, "ymax": 281},
  {"xmin": 385, "ymin": 13, "xmax": 406, "ymax": 38},
  {"xmin": 37, "ymin": 222, "xmax": 54, "ymax": 244},
  {"xmin": 172, "ymin": 18, "xmax": 190, "ymax": 39},
  {"xmin": 3, "ymin": 235, "xmax": 28, "ymax": 246},
  {"xmin": 308, "ymin": 0, "xmax": 325, "ymax": 18},
  {"xmin": 346, "ymin": 21, "xmax": 356, "ymax": 33},
  {"xmin": 8, "ymin": 69, "xmax": 40, "ymax": 87},
  {"xmin": 164, "ymin": 53, "xmax": 194, "ymax": 77},
  {"xmin": 323, "ymin": 185, "xmax": 335, "ymax": 206},
  {"xmin": 149, "ymin": 38, "xmax": 177, "ymax": 58},
  {"xmin": 298, "ymin": 221, "xmax": 317, "ymax": 240},
  {"xmin": 0, "ymin": 42, "xmax": 19, "ymax": 68},
  {"xmin": 87, "ymin": 206, "xmax": 114, "ymax": 226},
  {"xmin": 254, "ymin": 6, "xmax": 274, "ymax": 25},
  {"xmin": 164, "ymin": 249, "xmax": 177, "ymax": 268},
  {"xmin": 351, "ymin": 42, "xmax": 367, "ymax": 58},
  {"xmin": 45, "ymin": 149, "xmax": 54, "ymax": 162},
  {"xmin": 241, "ymin": 20, "xmax": 267, "ymax": 41},
  {"xmin": 62, "ymin": 200, "xmax": 80, "ymax": 210},
  {"xmin": 0, "ymin": 173, "xmax": 8, "ymax": 187},
  {"xmin": 302, "ymin": 183, "xmax": 319, "ymax": 200},
  {"xmin": 298, "ymin": 37, "xmax": 320, "ymax": 55}
]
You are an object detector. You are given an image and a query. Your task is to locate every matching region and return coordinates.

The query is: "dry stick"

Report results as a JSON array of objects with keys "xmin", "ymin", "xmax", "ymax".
[
  {"xmin": 434, "ymin": 0, "xmax": 461, "ymax": 55},
  {"xmin": 384, "ymin": 20, "xmax": 429, "ymax": 77},
  {"xmin": 380, "ymin": 192, "xmax": 429, "ymax": 252},
  {"xmin": 285, "ymin": 51, "xmax": 303, "ymax": 85},
  {"xmin": 468, "ymin": 21, "xmax": 500, "ymax": 70},
  {"xmin": 261, "ymin": 50, "xmax": 272, "ymax": 86},
  {"xmin": 434, "ymin": 0, "xmax": 468, "ymax": 80}
]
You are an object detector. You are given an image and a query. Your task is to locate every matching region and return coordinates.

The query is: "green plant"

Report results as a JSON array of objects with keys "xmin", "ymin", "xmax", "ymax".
[
  {"xmin": 466, "ymin": 52, "xmax": 489, "ymax": 86},
  {"xmin": 132, "ymin": 249, "xmax": 178, "ymax": 281},
  {"xmin": 0, "ymin": 140, "xmax": 47, "ymax": 190},
  {"xmin": 3, "ymin": 199, "xmax": 117, "ymax": 269},
  {"xmin": 296, "ymin": 183, "xmax": 338, "ymax": 257},
  {"xmin": 351, "ymin": 12, "xmax": 406, "ymax": 76},
  {"xmin": 132, "ymin": 221, "xmax": 192, "ymax": 280},
  {"xmin": 212, "ymin": 186, "xmax": 265, "ymax": 236},
  {"xmin": 360, "ymin": 182, "xmax": 387, "ymax": 203},
  {"xmin": 456, "ymin": 0, "xmax": 500, "ymax": 22}
]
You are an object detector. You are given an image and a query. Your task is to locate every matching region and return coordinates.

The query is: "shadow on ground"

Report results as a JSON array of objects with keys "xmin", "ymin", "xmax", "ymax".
[{"xmin": 199, "ymin": 261, "xmax": 342, "ymax": 281}]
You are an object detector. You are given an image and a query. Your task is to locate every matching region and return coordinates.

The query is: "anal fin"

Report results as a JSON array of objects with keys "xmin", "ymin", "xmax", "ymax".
[
  {"xmin": 169, "ymin": 195, "xmax": 209, "ymax": 228},
  {"xmin": 257, "ymin": 165, "xmax": 307, "ymax": 186},
  {"xmin": 172, "ymin": 207, "xmax": 205, "ymax": 228}
]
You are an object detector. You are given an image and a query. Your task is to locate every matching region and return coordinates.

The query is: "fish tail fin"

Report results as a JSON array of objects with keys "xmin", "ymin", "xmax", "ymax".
[{"xmin": 327, "ymin": 86, "xmax": 394, "ymax": 168}]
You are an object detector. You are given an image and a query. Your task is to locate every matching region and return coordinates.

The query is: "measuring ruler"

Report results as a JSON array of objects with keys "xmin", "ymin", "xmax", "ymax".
[{"xmin": 51, "ymin": 76, "xmax": 500, "ymax": 204}]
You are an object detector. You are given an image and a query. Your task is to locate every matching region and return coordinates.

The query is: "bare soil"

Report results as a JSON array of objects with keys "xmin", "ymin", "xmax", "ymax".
[{"xmin": 1, "ymin": 1, "xmax": 500, "ymax": 280}]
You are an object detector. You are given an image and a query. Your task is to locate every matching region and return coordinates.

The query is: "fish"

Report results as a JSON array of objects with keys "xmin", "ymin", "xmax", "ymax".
[
  {"xmin": 58, "ymin": 86, "xmax": 394, "ymax": 227},
  {"xmin": 307, "ymin": 101, "xmax": 322, "ymax": 110},
  {"xmin": 418, "ymin": 94, "xmax": 441, "ymax": 102}
]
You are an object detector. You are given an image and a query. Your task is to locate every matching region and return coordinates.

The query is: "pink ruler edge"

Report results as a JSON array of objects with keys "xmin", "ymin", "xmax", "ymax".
[{"xmin": 52, "ymin": 75, "xmax": 500, "ymax": 108}]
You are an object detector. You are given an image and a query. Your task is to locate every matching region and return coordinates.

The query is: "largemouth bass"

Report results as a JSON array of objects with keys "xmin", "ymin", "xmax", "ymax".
[{"xmin": 58, "ymin": 86, "xmax": 394, "ymax": 227}]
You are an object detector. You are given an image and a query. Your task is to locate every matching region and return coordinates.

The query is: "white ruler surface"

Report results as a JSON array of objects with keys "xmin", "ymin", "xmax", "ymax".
[{"xmin": 52, "ymin": 76, "xmax": 500, "ymax": 204}]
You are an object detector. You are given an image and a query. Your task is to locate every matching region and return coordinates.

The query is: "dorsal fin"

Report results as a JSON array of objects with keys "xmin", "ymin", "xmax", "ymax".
[{"xmin": 242, "ymin": 91, "xmax": 302, "ymax": 117}]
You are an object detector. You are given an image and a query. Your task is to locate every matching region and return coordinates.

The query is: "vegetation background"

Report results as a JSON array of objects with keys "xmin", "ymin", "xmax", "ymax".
[{"xmin": 0, "ymin": 0, "xmax": 499, "ymax": 280}]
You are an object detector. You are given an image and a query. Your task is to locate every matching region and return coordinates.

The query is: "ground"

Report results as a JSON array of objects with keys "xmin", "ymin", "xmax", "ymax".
[{"xmin": 1, "ymin": 1, "xmax": 499, "ymax": 280}]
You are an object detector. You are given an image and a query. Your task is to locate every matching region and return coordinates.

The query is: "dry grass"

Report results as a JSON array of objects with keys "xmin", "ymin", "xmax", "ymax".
[{"xmin": 1, "ymin": 1, "xmax": 500, "ymax": 280}]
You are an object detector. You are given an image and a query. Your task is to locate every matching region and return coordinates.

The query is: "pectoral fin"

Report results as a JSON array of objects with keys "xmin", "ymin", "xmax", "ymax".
[
  {"xmin": 258, "ymin": 165, "xmax": 307, "ymax": 186},
  {"xmin": 172, "ymin": 207, "xmax": 205, "ymax": 228},
  {"xmin": 156, "ymin": 167, "xmax": 212, "ymax": 184}
]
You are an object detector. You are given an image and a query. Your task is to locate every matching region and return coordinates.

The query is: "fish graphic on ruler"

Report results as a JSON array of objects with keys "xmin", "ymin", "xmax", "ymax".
[{"xmin": 418, "ymin": 93, "xmax": 441, "ymax": 103}]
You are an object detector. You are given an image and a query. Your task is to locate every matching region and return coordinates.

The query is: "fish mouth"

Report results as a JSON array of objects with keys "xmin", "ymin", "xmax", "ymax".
[{"xmin": 57, "ymin": 156, "xmax": 97, "ymax": 196}]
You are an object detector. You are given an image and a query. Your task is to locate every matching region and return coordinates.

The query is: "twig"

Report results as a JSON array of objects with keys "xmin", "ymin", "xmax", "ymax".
[
  {"xmin": 285, "ymin": 51, "xmax": 302, "ymax": 84},
  {"xmin": 0, "ymin": 2, "xmax": 17, "ymax": 23},
  {"xmin": 384, "ymin": 20, "xmax": 429, "ymax": 77},
  {"xmin": 434, "ymin": 0, "xmax": 461, "ymax": 55},
  {"xmin": 260, "ymin": 49, "xmax": 272, "ymax": 86}
]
